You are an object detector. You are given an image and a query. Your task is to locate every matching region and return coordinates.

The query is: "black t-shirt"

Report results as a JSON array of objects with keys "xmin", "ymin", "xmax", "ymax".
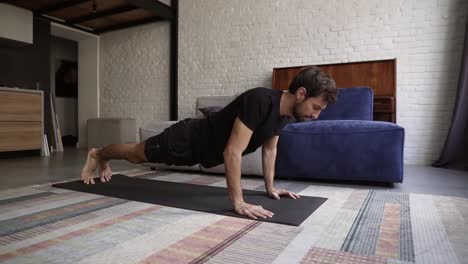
[{"xmin": 192, "ymin": 87, "xmax": 291, "ymax": 168}]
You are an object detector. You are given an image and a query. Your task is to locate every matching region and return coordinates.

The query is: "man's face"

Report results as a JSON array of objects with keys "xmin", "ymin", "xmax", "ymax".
[{"xmin": 293, "ymin": 89, "xmax": 328, "ymax": 122}]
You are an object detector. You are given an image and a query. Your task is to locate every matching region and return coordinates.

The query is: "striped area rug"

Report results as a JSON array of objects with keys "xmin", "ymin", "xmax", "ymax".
[{"xmin": 0, "ymin": 169, "xmax": 467, "ymax": 264}]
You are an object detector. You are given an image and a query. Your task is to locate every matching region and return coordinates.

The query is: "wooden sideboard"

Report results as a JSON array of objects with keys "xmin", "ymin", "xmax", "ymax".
[
  {"xmin": 272, "ymin": 59, "xmax": 397, "ymax": 123},
  {"xmin": 0, "ymin": 88, "xmax": 44, "ymax": 153}
]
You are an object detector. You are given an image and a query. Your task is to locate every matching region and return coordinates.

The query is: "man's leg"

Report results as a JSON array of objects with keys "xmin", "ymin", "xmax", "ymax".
[{"xmin": 80, "ymin": 141, "xmax": 147, "ymax": 184}]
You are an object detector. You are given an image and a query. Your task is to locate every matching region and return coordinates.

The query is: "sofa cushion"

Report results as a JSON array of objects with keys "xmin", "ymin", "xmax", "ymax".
[
  {"xmin": 195, "ymin": 95, "xmax": 236, "ymax": 118},
  {"xmin": 318, "ymin": 87, "xmax": 374, "ymax": 121},
  {"xmin": 276, "ymin": 120, "xmax": 404, "ymax": 182},
  {"xmin": 199, "ymin": 106, "xmax": 224, "ymax": 117}
]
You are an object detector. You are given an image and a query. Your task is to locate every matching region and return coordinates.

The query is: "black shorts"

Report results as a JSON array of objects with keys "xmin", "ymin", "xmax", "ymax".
[{"xmin": 144, "ymin": 119, "xmax": 200, "ymax": 166}]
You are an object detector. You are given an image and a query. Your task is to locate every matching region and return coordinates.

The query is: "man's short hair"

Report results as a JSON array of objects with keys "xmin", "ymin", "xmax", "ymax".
[{"xmin": 288, "ymin": 66, "xmax": 337, "ymax": 104}]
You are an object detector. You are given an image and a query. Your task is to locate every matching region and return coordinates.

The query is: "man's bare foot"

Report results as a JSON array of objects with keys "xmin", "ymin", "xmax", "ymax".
[
  {"xmin": 81, "ymin": 148, "xmax": 100, "ymax": 184},
  {"xmin": 99, "ymin": 160, "xmax": 112, "ymax": 182}
]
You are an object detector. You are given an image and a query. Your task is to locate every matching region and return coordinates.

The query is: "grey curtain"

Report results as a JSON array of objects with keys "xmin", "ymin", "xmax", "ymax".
[{"xmin": 433, "ymin": 20, "xmax": 468, "ymax": 170}]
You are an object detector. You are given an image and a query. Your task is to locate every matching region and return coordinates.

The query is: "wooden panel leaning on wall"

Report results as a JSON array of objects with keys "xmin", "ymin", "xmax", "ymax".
[
  {"xmin": 0, "ymin": 88, "xmax": 44, "ymax": 152},
  {"xmin": 272, "ymin": 59, "xmax": 397, "ymax": 123}
]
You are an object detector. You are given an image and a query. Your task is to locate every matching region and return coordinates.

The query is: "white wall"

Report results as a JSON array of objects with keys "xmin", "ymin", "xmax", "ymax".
[
  {"xmin": 0, "ymin": 4, "xmax": 32, "ymax": 44},
  {"xmin": 51, "ymin": 22, "xmax": 100, "ymax": 149},
  {"xmin": 51, "ymin": 36, "xmax": 78, "ymax": 138},
  {"xmin": 78, "ymin": 37, "xmax": 100, "ymax": 148},
  {"xmin": 99, "ymin": 22, "xmax": 170, "ymax": 138},
  {"xmin": 99, "ymin": 0, "xmax": 468, "ymax": 165}
]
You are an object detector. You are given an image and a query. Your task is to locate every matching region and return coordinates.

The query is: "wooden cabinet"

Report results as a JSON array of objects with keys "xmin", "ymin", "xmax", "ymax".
[
  {"xmin": 373, "ymin": 96, "xmax": 395, "ymax": 123},
  {"xmin": 0, "ymin": 88, "xmax": 43, "ymax": 152}
]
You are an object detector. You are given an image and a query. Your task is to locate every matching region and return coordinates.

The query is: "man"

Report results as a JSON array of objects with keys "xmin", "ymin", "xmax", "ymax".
[{"xmin": 81, "ymin": 66, "xmax": 337, "ymax": 220}]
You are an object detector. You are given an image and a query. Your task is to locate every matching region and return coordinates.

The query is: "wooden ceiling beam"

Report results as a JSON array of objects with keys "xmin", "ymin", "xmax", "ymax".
[
  {"xmin": 44, "ymin": 15, "xmax": 99, "ymax": 36},
  {"xmin": 124, "ymin": 0, "xmax": 173, "ymax": 20},
  {"xmin": 95, "ymin": 16, "xmax": 164, "ymax": 33},
  {"xmin": 67, "ymin": 5, "xmax": 138, "ymax": 24},
  {"xmin": 36, "ymin": 0, "xmax": 90, "ymax": 14}
]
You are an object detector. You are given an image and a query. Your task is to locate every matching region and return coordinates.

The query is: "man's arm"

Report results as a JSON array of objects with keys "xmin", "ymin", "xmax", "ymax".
[
  {"xmin": 224, "ymin": 117, "xmax": 274, "ymax": 220},
  {"xmin": 262, "ymin": 135, "xmax": 301, "ymax": 200},
  {"xmin": 262, "ymin": 135, "xmax": 279, "ymax": 193}
]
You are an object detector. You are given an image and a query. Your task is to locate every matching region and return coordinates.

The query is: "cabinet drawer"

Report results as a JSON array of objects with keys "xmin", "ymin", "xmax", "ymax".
[
  {"xmin": 373, "ymin": 96, "xmax": 395, "ymax": 113},
  {"xmin": 0, "ymin": 91, "xmax": 42, "ymax": 122},
  {"xmin": 0, "ymin": 122, "xmax": 42, "ymax": 151}
]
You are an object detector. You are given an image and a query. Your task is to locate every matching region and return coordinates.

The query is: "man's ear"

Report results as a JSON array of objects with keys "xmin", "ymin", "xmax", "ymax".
[{"xmin": 296, "ymin": 87, "xmax": 307, "ymax": 103}]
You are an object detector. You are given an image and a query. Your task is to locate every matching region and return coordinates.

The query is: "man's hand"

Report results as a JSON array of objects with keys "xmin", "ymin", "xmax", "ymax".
[
  {"xmin": 268, "ymin": 188, "xmax": 301, "ymax": 200},
  {"xmin": 234, "ymin": 201, "xmax": 274, "ymax": 220}
]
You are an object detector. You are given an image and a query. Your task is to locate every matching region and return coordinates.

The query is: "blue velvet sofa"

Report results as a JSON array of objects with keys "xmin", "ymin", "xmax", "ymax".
[{"xmin": 275, "ymin": 87, "xmax": 405, "ymax": 183}]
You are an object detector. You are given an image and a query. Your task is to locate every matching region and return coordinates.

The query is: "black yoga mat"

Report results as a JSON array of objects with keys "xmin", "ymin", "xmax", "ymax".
[{"xmin": 53, "ymin": 174, "xmax": 327, "ymax": 226}]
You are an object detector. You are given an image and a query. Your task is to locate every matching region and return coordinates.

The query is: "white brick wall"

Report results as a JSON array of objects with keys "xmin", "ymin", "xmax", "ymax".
[
  {"xmin": 100, "ymin": 22, "xmax": 170, "ymax": 138},
  {"xmin": 100, "ymin": 0, "xmax": 467, "ymax": 165}
]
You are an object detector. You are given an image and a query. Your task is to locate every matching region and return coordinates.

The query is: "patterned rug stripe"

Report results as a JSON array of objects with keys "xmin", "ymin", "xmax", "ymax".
[
  {"xmin": 0, "ymin": 170, "xmax": 466, "ymax": 264},
  {"xmin": 209, "ymin": 177, "xmax": 265, "ymax": 190},
  {"xmin": 410, "ymin": 194, "xmax": 460, "ymax": 264},
  {"xmin": 0, "ymin": 187, "xmax": 46, "ymax": 201},
  {"xmin": 0, "ymin": 191, "xmax": 92, "ymax": 217},
  {"xmin": 340, "ymin": 189, "xmax": 373, "ymax": 252},
  {"xmin": 341, "ymin": 189, "xmax": 369, "ymax": 211},
  {"xmin": 386, "ymin": 259, "xmax": 415, "ymax": 264},
  {"xmin": 185, "ymin": 176, "xmax": 225, "ymax": 186},
  {"xmin": 76, "ymin": 212, "xmax": 225, "ymax": 264},
  {"xmin": 0, "ymin": 192, "xmax": 109, "ymax": 221},
  {"xmin": 0, "ymin": 213, "xmax": 98, "ymax": 246},
  {"xmin": 0, "ymin": 205, "xmax": 162, "ymax": 263},
  {"xmin": 375, "ymin": 203, "xmax": 401, "ymax": 258},
  {"xmin": 253, "ymin": 181, "xmax": 311, "ymax": 194},
  {"xmin": 190, "ymin": 222, "xmax": 262, "ymax": 264},
  {"xmin": 0, "ymin": 202, "xmax": 157, "ymax": 255},
  {"xmin": 432, "ymin": 195, "xmax": 468, "ymax": 262},
  {"xmin": 0, "ymin": 192, "xmax": 56, "ymax": 206},
  {"xmin": 0, "ymin": 197, "xmax": 128, "ymax": 236},
  {"xmin": 341, "ymin": 190, "xmax": 415, "ymax": 262},
  {"xmin": 301, "ymin": 246, "xmax": 387, "ymax": 264},
  {"xmin": 312, "ymin": 189, "xmax": 368, "ymax": 250},
  {"xmin": 346, "ymin": 190, "xmax": 386, "ymax": 255},
  {"xmin": 398, "ymin": 191, "xmax": 415, "ymax": 262},
  {"xmin": 140, "ymin": 218, "xmax": 258, "ymax": 264},
  {"xmin": 452, "ymin": 197, "xmax": 468, "ymax": 224},
  {"xmin": 203, "ymin": 222, "xmax": 301, "ymax": 264},
  {"xmin": 32, "ymin": 207, "xmax": 196, "ymax": 264},
  {"xmin": 272, "ymin": 186, "xmax": 358, "ymax": 263}
]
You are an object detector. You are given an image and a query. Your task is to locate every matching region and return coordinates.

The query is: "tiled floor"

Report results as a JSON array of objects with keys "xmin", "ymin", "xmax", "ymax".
[{"xmin": 0, "ymin": 147, "xmax": 467, "ymax": 198}]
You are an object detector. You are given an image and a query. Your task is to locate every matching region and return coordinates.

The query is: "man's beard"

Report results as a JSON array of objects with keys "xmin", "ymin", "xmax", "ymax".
[
  {"xmin": 293, "ymin": 105, "xmax": 306, "ymax": 122},
  {"xmin": 293, "ymin": 104, "xmax": 316, "ymax": 122}
]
